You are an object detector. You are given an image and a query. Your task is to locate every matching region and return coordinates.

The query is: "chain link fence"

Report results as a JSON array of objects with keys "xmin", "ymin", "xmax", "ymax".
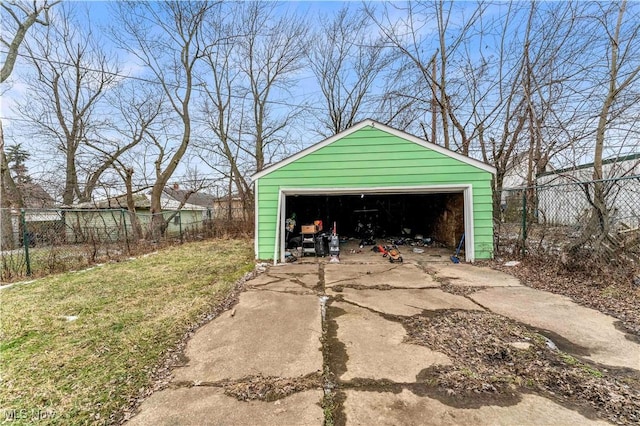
[
  {"xmin": 496, "ymin": 175, "xmax": 640, "ymax": 263},
  {"xmin": 0, "ymin": 207, "xmax": 252, "ymax": 282}
]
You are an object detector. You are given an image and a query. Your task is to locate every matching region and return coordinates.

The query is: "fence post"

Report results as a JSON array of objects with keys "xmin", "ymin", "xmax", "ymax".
[
  {"xmin": 521, "ymin": 190, "xmax": 527, "ymax": 257},
  {"xmin": 121, "ymin": 209, "xmax": 130, "ymax": 254},
  {"xmin": 178, "ymin": 211, "xmax": 183, "ymax": 243},
  {"xmin": 21, "ymin": 209, "xmax": 32, "ymax": 276}
]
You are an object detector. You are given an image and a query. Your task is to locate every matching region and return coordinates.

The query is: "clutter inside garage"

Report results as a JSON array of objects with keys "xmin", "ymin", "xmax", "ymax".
[{"xmin": 284, "ymin": 193, "xmax": 464, "ymax": 259}]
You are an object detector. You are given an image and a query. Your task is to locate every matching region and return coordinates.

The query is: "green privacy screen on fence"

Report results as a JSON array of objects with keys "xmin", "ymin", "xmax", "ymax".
[{"xmin": 252, "ymin": 120, "xmax": 495, "ymax": 262}]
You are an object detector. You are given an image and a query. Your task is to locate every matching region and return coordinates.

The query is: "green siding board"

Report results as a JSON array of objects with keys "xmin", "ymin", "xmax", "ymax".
[
  {"xmin": 255, "ymin": 125, "xmax": 494, "ymax": 260},
  {"xmin": 260, "ymin": 175, "xmax": 490, "ymax": 186},
  {"xmin": 294, "ymin": 152, "xmax": 460, "ymax": 164},
  {"xmin": 278, "ymin": 159, "xmax": 480, "ymax": 171},
  {"xmin": 266, "ymin": 164, "xmax": 489, "ymax": 176},
  {"xmin": 291, "ymin": 148, "xmax": 468, "ymax": 163}
]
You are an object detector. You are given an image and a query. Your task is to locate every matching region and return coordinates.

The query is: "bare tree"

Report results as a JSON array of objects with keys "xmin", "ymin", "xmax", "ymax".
[
  {"xmin": 568, "ymin": 0, "xmax": 640, "ymax": 257},
  {"xmin": 199, "ymin": 3, "xmax": 252, "ymax": 218},
  {"xmin": 197, "ymin": 2, "xmax": 308, "ymax": 220},
  {"xmin": 107, "ymin": 84, "xmax": 162, "ymax": 241},
  {"xmin": 235, "ymin": 2, "xmax": 309, "ymax": 173},
  {"xmin": 308, "ymin": 6, "xmax": 391, "ymax": 136},
  {"xmin": 15, "ymin": 5, "xmax": 120, "ymax": 205},
  {"xmin": 0, "ymin": 0, "xmax": 59, "ymax": 82},
  {"xmin": 478, "ymin": 2, "xmax": 586, "ymax": 220},
  {"xmin": 1, "ymin": 0, "xmax": 59, "ymax": 249},
  {"xmin": 114, "ymin": 1, "xmax": 213, "ymax": 238},
  {"xmin": 369, "ymin": 1, "xmax": 485, "ymax": 153}
]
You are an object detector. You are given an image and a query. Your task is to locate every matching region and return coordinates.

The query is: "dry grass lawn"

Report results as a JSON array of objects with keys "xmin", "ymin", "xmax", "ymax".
[{"xmin": 0, "ymin": 239, "xmax": 254, "ymax": 425}]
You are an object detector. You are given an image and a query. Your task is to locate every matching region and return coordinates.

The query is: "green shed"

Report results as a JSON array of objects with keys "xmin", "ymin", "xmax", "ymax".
[{"xmin": 252, "ymin": 120, "xmax": 495, "ymax": 263}]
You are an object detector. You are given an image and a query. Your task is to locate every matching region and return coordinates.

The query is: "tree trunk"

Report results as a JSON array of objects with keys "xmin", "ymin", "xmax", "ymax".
[
  {"xmin": 1, "ymin": 137, "xmax": 16, "ymax": 249},
  {"xmin": 0, "ymin": 122, "xmax": 23, "ymax": 249},
  {"xmin": 123, "ymin": 168, "xmax": 142, "ymax": 241},
  {"xmin": 566, "ymin": 0, "xmax": 639, "ymax": 258},
  {"xmin": 149, "ymin": 185, "xmax": 166, "ymax": 241}
]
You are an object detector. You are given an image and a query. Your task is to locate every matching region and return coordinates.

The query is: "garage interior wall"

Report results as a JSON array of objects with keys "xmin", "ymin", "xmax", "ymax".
[
  {"xmin": 254, "ymin": 124, "xmax": 494, "ymax": 261},
  {"xmin": 284, "ymin": 193, "xmax": 464, "ymax": 248}
]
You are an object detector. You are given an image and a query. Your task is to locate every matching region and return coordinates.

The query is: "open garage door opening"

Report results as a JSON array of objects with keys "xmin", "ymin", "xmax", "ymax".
[{"xmin": 278, "ymin": 187, "xmax": 473, "ymax": 262}]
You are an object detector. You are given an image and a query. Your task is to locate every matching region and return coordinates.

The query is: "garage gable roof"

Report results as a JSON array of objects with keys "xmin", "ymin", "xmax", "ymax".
[{"xmin": 252, "ymin": 119, "xmax": 496, "ymax": 181}]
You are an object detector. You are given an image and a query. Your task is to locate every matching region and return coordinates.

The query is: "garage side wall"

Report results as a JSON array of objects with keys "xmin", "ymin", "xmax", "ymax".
[{"xmin": 255, "ymin": 126, "xmax": 493, "ymax": 260}]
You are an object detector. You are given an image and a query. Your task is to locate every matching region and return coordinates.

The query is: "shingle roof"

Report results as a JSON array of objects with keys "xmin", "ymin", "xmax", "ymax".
[
  {"xmin": 7, "ymin": 182, "xmax": 56, "ymax": 208},
  {"xmin": 163, "ymin": 187, "xmax": 215, "ymax": 207}
]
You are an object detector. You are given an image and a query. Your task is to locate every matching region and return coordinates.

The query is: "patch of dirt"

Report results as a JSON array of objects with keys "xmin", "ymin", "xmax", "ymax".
[
  {"xmin": 404, "ymin": 310, "xmax": 640, "ymax": 424},
  {"xmin": 222, "ymin": 373, "xmax": 322, "ymax": 402},
  {"xmin": 439, "ymin": 282, "xmax": 487, "ymax": 297},
  {"xmin": 489, "ymin": 258, "xmax": 640, "ymax": 337}
]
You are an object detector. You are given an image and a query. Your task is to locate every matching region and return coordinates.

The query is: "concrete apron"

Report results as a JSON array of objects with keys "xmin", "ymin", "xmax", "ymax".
[
  {"xmin": 127, "ymin": 260, "xmax": 636, "ymax": 425},
  {"xmin": 126, "ymin": 267, "xmax": 325, "ymax": 426}
]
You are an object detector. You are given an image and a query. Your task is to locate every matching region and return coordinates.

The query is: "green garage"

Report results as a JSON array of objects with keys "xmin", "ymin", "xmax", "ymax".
[{"xmin": 252, "ymin": 120, "xmax": 495, "ymax": 263}]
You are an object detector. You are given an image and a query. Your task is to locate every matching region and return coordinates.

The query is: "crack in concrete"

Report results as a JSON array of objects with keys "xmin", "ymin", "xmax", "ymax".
[
  {"xmin": 245, "ymin": 275, "xmax": 286, "ymax": 288},
  {"xmin": 340, "ymin": 379, "xmax": 524, "ymax": 408},
  {"xmin": 398, "ymin": 310, "xmax": 634, "ymax": 421},
  {"xmin": 320, "ymin": 263, "xmax": 348, "ymax": 426},
  {"xmin": 170, "ymin": 373, "xmax": 323, "ymax": 402},
  {"xmin": 251, "ymin": 287, "xmax": 315, "ymax": 296},
  {"xmin": 246, "ymin": 273, "xmax": 318, "ymax": 296},
  {"xmin": 324, "ymin": 264, "xmax": 402, "ymax": 287},
  {"xmin": 290, "ymin": 277, "xmax": 312, "ymax": 288},
  {"xmin": 417, "ymin": 264, "xmax": 490, "ymax": 309},
  {"xmin": 334, "ymin": 297, "xmax": 407, "ymax": 325},
  {"xmin": 331, "ymin": 283, "xmax": 440, "ymax": 292}
]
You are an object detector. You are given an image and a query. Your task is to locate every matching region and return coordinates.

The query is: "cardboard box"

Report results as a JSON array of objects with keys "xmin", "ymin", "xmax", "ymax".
[{"xmin": 301, "ymin": 225, "xmax": 316, "ymax": 234}]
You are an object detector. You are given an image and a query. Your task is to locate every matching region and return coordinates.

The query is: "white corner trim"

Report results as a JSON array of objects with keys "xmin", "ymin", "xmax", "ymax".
[
  {"xmin": 463, "ymin": 185, "xmax": 475, "ymax": 262},
  {"xmin": 274, "ymin": 189, "xmax": 284, "ymax": 265},
  {"xmin": 254, "ymin": 180, "xmax": 259, "ymax": 259}
]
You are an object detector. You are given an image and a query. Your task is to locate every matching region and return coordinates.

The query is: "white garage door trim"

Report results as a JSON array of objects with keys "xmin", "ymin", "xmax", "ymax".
[{"xmin": 274, "ymin": 184, "xmax": 475, "ymax": 264}]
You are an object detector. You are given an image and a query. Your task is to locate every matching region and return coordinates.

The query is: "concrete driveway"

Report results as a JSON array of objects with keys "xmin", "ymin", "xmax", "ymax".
[{"xmin": 127, "ymin": 253, "xmax": 638, "ymax": 425}]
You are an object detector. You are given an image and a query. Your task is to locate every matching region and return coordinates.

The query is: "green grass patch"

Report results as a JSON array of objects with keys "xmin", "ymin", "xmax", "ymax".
[
  {"xmin": 559, "ymin": 352, "xmax": 603, "ymax": 378},
  {"xmin": 0, "ymin": 239, "xmax": 254, "ymax": 425}
]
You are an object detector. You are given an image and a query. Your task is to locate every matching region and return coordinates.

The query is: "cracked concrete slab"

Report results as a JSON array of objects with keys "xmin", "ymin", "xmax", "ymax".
[
  {"xmin": 173, "ymin": 291, "xmax": 323, "ymax": 382},
  {"xmin": 127, "ymin": 259, "xmax": 635, "ymax": 425},
  {"xmin": 342, "ymin": 389, "xmax": 609, "ymax": 425},
  {"xmin": 267, "ymin": 273, "xmax": 319, "ymax": 289},
  {"xmin": 265, "ymin": 264, "xmax": 321, "ymax": 288},
  {"xmin": 470, "ymin": 287, "xmax": 640, "ymax": 370},
  {"xmin": 333, "ymin": 301, "xmax": 450, "ymax": 382},
  {"xmin": 426, "ymin": 263, "xmax": 522, "ymax": 287},
  {"xmin": 270, "ymin": 263, "xmax": 319, "ymax": 275},
  {"xmin": 247, "ymin": 276, "xmax": 316, "ymax": 294},
  {"xmin": 325, "ymin": 263, "xmax": 439, "ymax": 289},
  {"xmin": 330, "ymin": 288, "xmax": 483, "ymax": 317},
  {"xmin": 127, "ymin": 387, "xmax": 323, "ymax": 426},
  {"xmin": 245, "ymin": 273, "xmax": 283, "ymax": 287}
]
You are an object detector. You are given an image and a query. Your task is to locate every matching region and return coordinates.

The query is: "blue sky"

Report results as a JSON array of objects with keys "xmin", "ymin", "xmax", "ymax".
[{"xmin": 1, "ymin": 1, "xmax": 638, "ymax": 198}]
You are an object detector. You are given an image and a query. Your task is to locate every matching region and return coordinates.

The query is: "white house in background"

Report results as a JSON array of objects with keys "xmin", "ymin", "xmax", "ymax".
[
  {"xmin": 535, "ymin": 153, "xmax": 640, "ymax": 227},
  {"xmin": 501, "ymin": 152, "xmax": 531, "ymax": 193},
  {"xmin": 499, "ymin": 152, "xmax": 554, "ymax": 221}
]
